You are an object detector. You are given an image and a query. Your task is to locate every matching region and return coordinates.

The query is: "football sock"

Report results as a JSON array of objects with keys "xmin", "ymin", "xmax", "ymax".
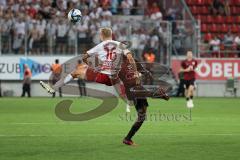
[
  {"xmin": 125, "ymin": 107, "xmax": 146, "ymax": 140},
  {"xmin": 53, "ymin": 74, "xmax": 73, "ymax": 90},
  {"xmin": 190, "ymin": 96, "xmax": 193, "ymax": 99},
  {"xmin": 125, "ymin": 121, "xmax": 143, "ymax": 140}
]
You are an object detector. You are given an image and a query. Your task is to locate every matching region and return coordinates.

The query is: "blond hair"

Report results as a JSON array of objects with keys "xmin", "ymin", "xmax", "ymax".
[{"xmin": 100, "ymin": 27, "xmax": 112, "ymax": 39}]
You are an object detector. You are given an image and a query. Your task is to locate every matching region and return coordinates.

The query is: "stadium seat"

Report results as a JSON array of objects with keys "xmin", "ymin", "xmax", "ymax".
[
  {"xmin": 220, "ymin": 24, "xmax": 229, "ymax": 33},
  {"xmin": 233, "ymin": 0, "xmax": 240, "ymax": 6},
  {"xmin": 236, "ymin": 16, "xmax": 240, "ymax": 24},
  {"xmin": 196, "ymin": 15, "xmax": 201, "ymax": 20},
  {"xmin": 206, "ymin": 15, "xmax": 213, "ymax": 23},
  {"xmin": 186, "ymin": 0, "xmax": 195, "ymax": 5},
  {"xmin": 215, "ymin": 16, "xmax": 224, "ymax": 23},
  {"xmin": 190, "ymin": 6, "xmax": 199, "ymax": 15},
  {"xmin": 204, "ymin": 33, "xmax": 212, "ymax": 42},
  {"xmin": 226, "ymin": 16, "xmax": 234, "ymax": 23},
  {"xmin": 231, "ymin": 7, "xmax": 239, "ymax": 15},
  {"xmin": 200, "ymin": 6, "xmax": 209, "ymax": 14},
  {"xmin": 196, "ymin": 0, "xmax": 204, "ymax": 5},
  {"xmin": 231, "ymin": 25, "xmax": 239, "ymax": 33},
  {"xmin": 196, "ymin": 15, "xmax": 206, "ymax": 23},
  {"xmin": 200, "ymin": 15, "xmax": 207, "ymax": 23},
  {"xmin": 203, "ymin": 0, "xmax": 212, "ymax": 5},
  {"xmin": 210, "ymin": 24, "xmax": 218, "ymax": 32},
  {"xmin": 201, "ymin": 24, "xmax": 208, "ymax": 32},
  {"xmin": 218, "ymin": 34, "xmax": 225, "ymax": 40}
]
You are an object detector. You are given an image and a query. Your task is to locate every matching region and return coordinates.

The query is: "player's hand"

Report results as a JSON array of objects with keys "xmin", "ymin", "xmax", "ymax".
[
  {"xmin": 186, "ymin": 66, "xmax": 191, "ymax": 72},
  {"xmin": 134, "ymin": 71, "xmax": 141, "ymax": 85}
]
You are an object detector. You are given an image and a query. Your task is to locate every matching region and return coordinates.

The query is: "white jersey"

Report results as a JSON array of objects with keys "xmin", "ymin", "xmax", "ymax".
[{"xmin": 87, "ymin": 40, "xmax": 130, "ymax": 75}]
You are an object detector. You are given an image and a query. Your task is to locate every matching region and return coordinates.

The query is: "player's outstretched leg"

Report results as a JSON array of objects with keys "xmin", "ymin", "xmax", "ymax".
[
  {"xmin": 40, "ymin": 81, "xmax": 55, "ymax": 94},
  {"xmin": 130, "ymin": 86, "xmax": 170, "ymax": 101},
  {"xmin": 40, "ymin": 64, "xmax": 87, "ymax": 94},
  {"xmin": 123, "ymin": 104, "xmax": 147, "ymax": 146}
]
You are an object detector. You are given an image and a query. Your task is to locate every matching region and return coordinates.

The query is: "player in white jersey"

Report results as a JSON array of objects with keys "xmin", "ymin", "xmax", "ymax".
[{"xmin": 40, "ymin": 27, "xmax": 139, "ymax": 94}]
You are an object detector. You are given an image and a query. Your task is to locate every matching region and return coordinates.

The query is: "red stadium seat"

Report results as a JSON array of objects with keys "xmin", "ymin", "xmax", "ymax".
[
  {"xmin": 196, "ymin": 15, "xmax": 201, "ymax": 20},
  {"xmin": 196, "ymin": 0, "xmax": 204, "ymax": 5},
  {"xmin": 226, "ymin": 16, "xmax": 234, "ymax": 23},
  {"xmin": 231, "ymin": 25, "xmax": 239, "ymax": 33},
  {"xmin": 228, "ymin": 53, "xmax": 236, "ymax": 58},
  {"xmin": 210, "ymin": 24, "xmax": 218, "ymax": 32},
  {"xmin": 186, "ymin": 0, "xmax": 195, "ymax": 5},
  {"xmin": 203, "ymin": 0, "xmax": 212, "ymax": 5},
  {"xmin": 204, "ymin": 33, "xmax": 212, "ymax": 42},
  {"xmin": 215, "ymin": 15, "xmax": 224, "ymax": 23},
  {"xmin": 200, "ymin": 15, "xmax": 207, "ymax": 23},
  {"xmin": 206, "ymin": 15, "xmax": 213, "ymax": 23},
  {"xmin": 231, "ymin": 7, "xmax": 239, "ymax": 15},
  {"xmin": 236, "ymin": 16, "xmax": 240, "ymax": 24},
  {"xmin": 220, "ymin": 44, "xmax": 225, "ymax": 50},
  {"xmin": 190, "ymin": 6, "xmax": 199, "ymax": 15},
  {"xmin": 196, "ymin": 15, "xmax": 206, "ymax": 23},
  {"xmin": 200, "ymin": 6, "xmax": 209, "ymax": 14},
  {"xmin": 201, "ymin": 24, "xmax": 208, "ymax": 32},
  {"xmin": 218, "ymin": 34, "xmax": 225, "ymax": 40},
  {"xmin": 233, "ymin": 0, "xmax": 240, "ymax": 5},
  {"xmin": 220, "ymin": 24, "xmax": 229, "ymax": 33}
]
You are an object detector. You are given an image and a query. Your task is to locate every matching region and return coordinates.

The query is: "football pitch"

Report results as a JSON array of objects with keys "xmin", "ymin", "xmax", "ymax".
[{"xmin": 0, "ymin": 97, "xmax": 240, "ymax": 160}]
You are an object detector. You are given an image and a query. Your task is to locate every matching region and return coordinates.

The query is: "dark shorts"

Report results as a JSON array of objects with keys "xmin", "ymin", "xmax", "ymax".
[
  {"xmin": 57, "ymin": 37, "xmax": 67, "ymax": 44},
  {"xmin": 133, "ymin": 98, "xmax": 149, "ymax": 110},
  {"xmin": 85, "ymin": 67, "xmax": 119, "ymax": 86},
  {"xmin": 125, "ymin": 86, "xmax": 149, "ymax": 109},
  {"xmin": 184, "ymin": 79, "xmax": 195, "ymax": 89},
  {"xmin": 52, "ymin": 74, "xmax": 61, "ymax": 85}
]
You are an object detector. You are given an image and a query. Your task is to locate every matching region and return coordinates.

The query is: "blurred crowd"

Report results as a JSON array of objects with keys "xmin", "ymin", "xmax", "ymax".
[
  {"xmin": 0, "ymin": 0, "xmax": 186, "ymax": 63},
  {"xmin": 202, "ymin": 32, "xmax": 240, "ymax": 57}
]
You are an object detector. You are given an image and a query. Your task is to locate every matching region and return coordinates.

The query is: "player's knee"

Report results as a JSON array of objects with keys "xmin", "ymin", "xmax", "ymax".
[
  {"xmin": 71, "ymin": 72, "xmax": 78, "ymax": 78},
  {"xmin": 137, "ymin": 110, "xmax": 147, "ymax": 123},
  {"xmin": 189, "ymin": 85, "xmax": 194, "ymax": 91}
]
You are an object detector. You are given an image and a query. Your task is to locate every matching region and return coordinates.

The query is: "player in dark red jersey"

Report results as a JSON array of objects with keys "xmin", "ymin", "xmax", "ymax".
[
  {"xmin": 119, "ymin": 55, "xmax": 170, "ymax": 146},
  {"xmin": 181, "ymin": 51, "xmax": 198, "ymax": 108}
]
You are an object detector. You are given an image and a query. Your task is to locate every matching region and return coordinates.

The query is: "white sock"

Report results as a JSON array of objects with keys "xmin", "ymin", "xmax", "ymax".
[
  {"xmin": 53, "ymin": 74, "xmax": 73, "ymax": 90},
  {"xmin": 64, "ymin": 74, "xmax": 73, "ymax": 84},
  {"xmin": 126, "ymin": 102, "xmax": 131, "ymax": 113}
]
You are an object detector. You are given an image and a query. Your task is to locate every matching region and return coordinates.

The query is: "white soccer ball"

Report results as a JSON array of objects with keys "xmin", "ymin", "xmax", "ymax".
[{"xmin": 68, "ymin": 9, "xmax": 82, "ymax": 23}]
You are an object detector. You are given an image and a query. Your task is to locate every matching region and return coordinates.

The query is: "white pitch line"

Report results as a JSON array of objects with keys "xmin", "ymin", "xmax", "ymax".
[
  {"xmin": 2, "ymin": 122, "xmax": 240, "ymax": 126},
  {"xmin": 0, "ymin": 133, "xmax": 239, "ymax": 137},
  {"xmin": 1, "ymin": 122, "xmax": 132, "ymax": 125}
]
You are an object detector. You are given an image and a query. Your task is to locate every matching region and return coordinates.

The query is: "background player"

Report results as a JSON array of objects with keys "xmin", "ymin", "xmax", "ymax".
[
  {"xmin": 51, "ymin": 59, "xmax": 62, "ymax": 98},
  {"xmin": 21, "ymin": 64, "xmax": 32, "ymax": 98},
  {"xmin": 180, "ymin": 51, "xmax": 198, "ymax": 108}
]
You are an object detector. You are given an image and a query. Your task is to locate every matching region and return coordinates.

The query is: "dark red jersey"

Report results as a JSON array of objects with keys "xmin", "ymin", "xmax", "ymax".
[
  {"xmin": 181, "ymin": 59, "xmax": 198, "ymax": 80},
  {"xmin": 118, "ymin": 56, "xmax": 137, "ymax": 88}
]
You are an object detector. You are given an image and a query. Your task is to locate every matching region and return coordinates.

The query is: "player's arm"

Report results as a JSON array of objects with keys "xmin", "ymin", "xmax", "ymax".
[
  {"xmin": 193, "ymin": 60, "xmax": 198, "ymax": 70},
  {"xmin": 83, "ymin": 44, "xmax": 99, "ymax": 64},
  {"xmin": 180, "ymin": 61, "xmax": 191, "ymax": 72},
  {"xmin": 82, "ymin": 53, "xmax": 91, "ymax": 64},
  {"xmin": 180, "ymin": 67, "xmax": 191, "ymax": 72},
  {"xmin": 126, "ymin": 52, "xmax": 141, "ymax": 84}
]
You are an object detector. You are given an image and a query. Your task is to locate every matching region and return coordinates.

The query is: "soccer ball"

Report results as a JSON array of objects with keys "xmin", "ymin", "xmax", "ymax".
[{"xmin": 68, "ymin": 9, "xmax": 82, "ymax": 23}]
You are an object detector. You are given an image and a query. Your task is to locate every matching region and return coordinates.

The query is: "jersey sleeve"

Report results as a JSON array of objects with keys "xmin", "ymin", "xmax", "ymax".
[
  {"xmin": 86, "ymin": 44, "xmax": 100, "ymax": 56},
  {"xmin": 193, "ymin": 60, "xmax": 198, "ymax": 69},
  {"xmin": 123, "ymin": 49, "xmax": 130, "ymax": 55}
]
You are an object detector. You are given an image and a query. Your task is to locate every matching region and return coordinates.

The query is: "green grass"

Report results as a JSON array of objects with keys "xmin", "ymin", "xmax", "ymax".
[{"xmin": 0, "ymin": 97, "xmax": 240, "ymax": 160}]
